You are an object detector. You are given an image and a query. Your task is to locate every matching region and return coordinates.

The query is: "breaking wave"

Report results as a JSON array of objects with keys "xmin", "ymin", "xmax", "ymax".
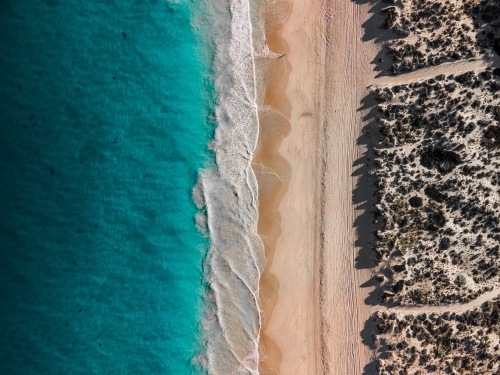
[
  {"xmin": 194, "ymin": 0, "xmax": 291, "ymax": 373},
  {"xmin": 195, "ymin": 0, "xmax": 263, "ymax": 373}
]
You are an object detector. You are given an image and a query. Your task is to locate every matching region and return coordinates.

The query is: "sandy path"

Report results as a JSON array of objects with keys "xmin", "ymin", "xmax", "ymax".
[
  {"xmin": 381, "ymin": 289, "xmax": 500, "ymax": 315},
  {"xmin": 373, "ymin": 55, "xmax": 500, "ymax": 86},
  {"xmin": 319, "ymin": 1, "xmax": 380, "ymax": 373}
]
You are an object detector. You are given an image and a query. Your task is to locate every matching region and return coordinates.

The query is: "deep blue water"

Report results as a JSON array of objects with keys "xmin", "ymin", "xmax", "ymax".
[{"xmin": 0, "ymin": 0, "xmax": 213, "ymax": 374}]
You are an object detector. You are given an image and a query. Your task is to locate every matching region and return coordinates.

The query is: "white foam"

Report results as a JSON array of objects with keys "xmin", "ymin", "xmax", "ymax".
[
  {"xmin": 195, "ymin": 0, "xmax": 265, "ymax": 373},
  {"xmin": 194, "ymin": 0, "xmax": 292, "ymax": 372}
]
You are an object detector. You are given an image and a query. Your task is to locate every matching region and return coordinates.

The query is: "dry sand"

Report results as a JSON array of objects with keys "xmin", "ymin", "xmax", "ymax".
[{"xmin": 256, "ymin": 0, "xmax": 383, "ymax": 374}]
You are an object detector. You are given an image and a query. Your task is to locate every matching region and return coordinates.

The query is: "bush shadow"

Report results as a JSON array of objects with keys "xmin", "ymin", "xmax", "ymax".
[
  {"xmin": 360, "ymin": 314, "xmax": 387, "ymax": 375},
  {"xmin": 350, "ymin": 0, "xmax": 405, "ymax": 77},
  {"xmin": 352, "ymin": 73, "xmax": 395, "ymax": 375}
]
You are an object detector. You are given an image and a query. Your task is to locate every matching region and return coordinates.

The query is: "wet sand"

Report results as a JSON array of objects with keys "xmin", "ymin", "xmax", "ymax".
[{"xmin": 252, "ymin": 6, "xmax": 292, "ymax": 375}]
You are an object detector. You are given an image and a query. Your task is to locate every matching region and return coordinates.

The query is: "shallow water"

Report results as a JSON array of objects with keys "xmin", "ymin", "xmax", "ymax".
[{"xmin": 0, "ymin": 0, "xmax": 213, "ymax": 373}]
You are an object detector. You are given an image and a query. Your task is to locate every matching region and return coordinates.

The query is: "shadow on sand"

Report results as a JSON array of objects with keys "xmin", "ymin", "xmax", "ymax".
[
  {"xmin": 352, "ymin": 0, "xmax": 404, "ymax": 78},
  {"xmin": 352, "ymin": 86, "xmax": 388, "ymax": 375},
  {"xmin": 349, "ymin": 1, "xmax": 396, "ymax": 372}
]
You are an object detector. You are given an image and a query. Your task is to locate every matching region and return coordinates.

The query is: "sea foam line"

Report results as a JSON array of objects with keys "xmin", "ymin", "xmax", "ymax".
[{"xmin": 194, "ymin": 0, "xmax": 264, "ymax": 373}]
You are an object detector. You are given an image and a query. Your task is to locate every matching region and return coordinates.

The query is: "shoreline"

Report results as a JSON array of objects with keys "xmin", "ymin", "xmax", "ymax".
[{"xmin": 198, "ymin": 0, "xmax": 266, "ymax": 372}]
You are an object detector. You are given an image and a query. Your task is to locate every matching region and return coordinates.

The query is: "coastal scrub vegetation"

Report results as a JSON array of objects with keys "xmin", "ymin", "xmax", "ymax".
[
  {"xmin": 374, "ymin": 298, "xmax": 500, "ymax": 374},
  {"xmin": 363, "ymin": 0, "xmax": 500, "ymax": 373},
  {"xmin": 382, "ymin": 0, "xmax": 500, "ymax": 74},
  {"xmin": 373, "ymin": 69, "xmax": 500, "ymax": 306}
]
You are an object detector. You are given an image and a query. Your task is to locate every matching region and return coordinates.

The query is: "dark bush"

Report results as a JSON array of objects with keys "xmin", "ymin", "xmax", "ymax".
[
  {"xmin": 440, "ymin": 237, "xmax": 451, "ymax": 250},
  {"xmin": 411, "ymin": 179, "xmax": 425, "ymax": 191},
  {"xmin": 375, "ymin": 87, "xmax": 394, "ymax": 102},
  {"xmin": 424, "ymin": 186, "xmax": 447, "ymax": 203},
  {"xmin": 393, "ymin": 263, "xmax": 406, "ymax": 273},
  {"xmin": 420, "ymin": 147, "xmax": 461, "ymax": 174},
  {"xmin": 481, "ymin": 71, "xmax": 492, "ymax": 80},
  {"xmin": 393, "ymin": 280, "xmax": 405, "ymax": 293},
  {"xmin": 483, "ymin": 125, "xmax": 500, "ymax": 149},
  {"xmin": 455, "ymin": 275, "xmax": 467, "ymax": 286},
  {"xmin": 428, "ymin": 210, "xmax": 446, "ymax": 230},
  {"xmin": 455, "ymin": 71, "xmax": 474, "ymax": 84},
  {"xmin": 409, "ymin": 196, "xmax": 423, "ymax": 207},
  {"xmin": 490, "ymin": 81, "xmax": 500, "ymax": 93},
  {"xmin": 464, "ymin": 122, "xmax": 476, "ymax": 134},
  {"xmin": 397, "ymin": 341, "xmax": 409, "ymax": 350}
]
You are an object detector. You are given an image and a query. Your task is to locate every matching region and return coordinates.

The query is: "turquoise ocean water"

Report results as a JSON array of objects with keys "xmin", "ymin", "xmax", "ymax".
[{"xmin": 0, "ymin": 0, "xmax": 213, "ymax": 374}]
